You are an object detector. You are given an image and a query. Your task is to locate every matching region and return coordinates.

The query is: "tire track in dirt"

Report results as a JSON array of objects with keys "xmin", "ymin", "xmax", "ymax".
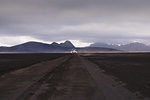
[{"xmin": 14, "ymin": 56, "xmax": 72, "ymax": 100}]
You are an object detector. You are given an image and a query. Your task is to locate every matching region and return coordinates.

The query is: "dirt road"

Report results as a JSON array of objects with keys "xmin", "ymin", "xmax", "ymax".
[{"xmin": 0, "ymin": 54, "xmax": 148, "ymax": 100}]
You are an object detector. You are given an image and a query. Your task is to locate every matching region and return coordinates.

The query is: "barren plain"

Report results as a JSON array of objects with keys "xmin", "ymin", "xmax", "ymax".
[{"xmin": 0, "ymin": 53, "xmax": 149, "ymax": 100}]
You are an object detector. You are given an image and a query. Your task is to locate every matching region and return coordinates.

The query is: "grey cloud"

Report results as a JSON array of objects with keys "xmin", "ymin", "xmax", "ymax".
[{"xmin": 0, "ymin": 0, "xmax": 150, "ymax": 46}]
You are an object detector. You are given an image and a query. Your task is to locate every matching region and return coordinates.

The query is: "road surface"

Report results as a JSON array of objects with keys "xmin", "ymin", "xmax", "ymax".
[{"xmin": 0, "ymin": 54, "xmax": 149, "ymax": 100}]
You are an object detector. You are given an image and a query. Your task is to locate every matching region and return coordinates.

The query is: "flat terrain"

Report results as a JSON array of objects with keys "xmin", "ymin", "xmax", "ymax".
[
  {"xmin": 0, "ymin": 53, "xmax": 149, "ymax": 100},
  {"xmin": 0, "ymin": 53, "xmax": 66, "ymax": 76},
  {"xmin": 82, "ymin": 53, "xmax": 150, "ymax": 98}
]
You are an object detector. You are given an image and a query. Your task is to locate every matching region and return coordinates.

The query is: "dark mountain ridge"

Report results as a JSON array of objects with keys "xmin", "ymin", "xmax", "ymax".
[
  {"xmin": 90, "ymin": 42, "xmax": 150, "ymax": 52},
  {"xmin": 0, "ymin": 41, "xmax": 119, "ymax": 53},
  {"xmin": 0, "ymin": 41, "xmax": 75, "ymax": 53}
]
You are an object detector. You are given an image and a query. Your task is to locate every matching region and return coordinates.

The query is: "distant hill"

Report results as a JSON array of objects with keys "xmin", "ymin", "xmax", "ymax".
[
  {"xmin": 90, "ymin": 42, "xmax": 150, "ymax": 52},
  {"xmin": 76, "ymin": 47, "xmax": 119, "ymax": 53},
  {"xmin": 0, "ymin": 41, "xmax": 120, "ymax": 53},
  {"xmin": 0, "ymin": 41, "xmax": 75, "ymax": 53},
  {"xmin": 59, "ymin": 41, "xmax": 75, "ymax": 48}
]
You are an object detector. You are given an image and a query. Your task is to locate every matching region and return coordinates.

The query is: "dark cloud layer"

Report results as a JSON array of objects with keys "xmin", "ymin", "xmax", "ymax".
[{"xmin": 0, "ymin": 0, "xmax": 150, "ymax": 46}]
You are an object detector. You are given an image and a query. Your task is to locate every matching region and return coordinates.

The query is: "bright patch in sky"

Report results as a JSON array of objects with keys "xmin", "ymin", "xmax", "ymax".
[
  {"xmin": 0, "ymin": 36, "xmax": 50, "ymax": 47},
  {"xmin": 69, "ymin": 40, "xmax": 92, "ymax": 47}
]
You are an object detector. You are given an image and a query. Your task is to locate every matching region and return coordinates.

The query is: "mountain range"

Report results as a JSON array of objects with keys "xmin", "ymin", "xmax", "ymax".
[
  {"xmin": 0, "ymin": 41, "xmax": 75, "ymax": 53},
  {"xmin": 1, "ymin": 41, "xmax": 148, "ymax": 53},
  {"xmin": 0, "ymin": 41, "xmax": 118, "ymax": 53},
  {"xmin": 90, "ymin": 42, "xmax": 150, "ymax": 52}
]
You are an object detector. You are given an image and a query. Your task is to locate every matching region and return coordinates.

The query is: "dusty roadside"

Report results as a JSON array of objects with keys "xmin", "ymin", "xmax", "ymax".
[
  {"xmin": 0, "ymin": 55, "xmax": 71, "ymax": 100},
  {"xmin": 80, "ymin": 56, "xmax": 149, "ymax": 100}
]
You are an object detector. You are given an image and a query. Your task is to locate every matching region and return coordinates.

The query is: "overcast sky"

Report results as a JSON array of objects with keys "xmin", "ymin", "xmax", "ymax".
[{"xmin": 0, "ymin": 0, "xmax": 150, "ymax": 47}]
